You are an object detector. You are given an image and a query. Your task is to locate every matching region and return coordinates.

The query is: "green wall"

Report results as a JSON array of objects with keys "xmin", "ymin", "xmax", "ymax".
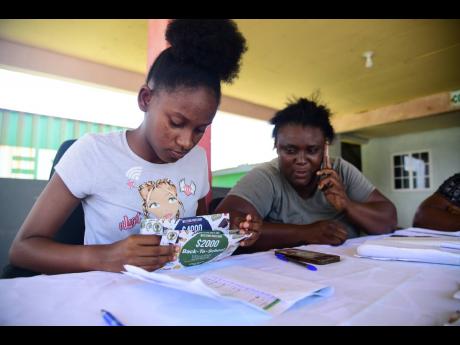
[
  {"xmin": 212, "ymin": 172, "xmax": 247, "ymax": 188},
  {"xmin": 0, "ymin": 108, "xmax": 126, "ymax": 180},
  {"xmin": 362, "ymin": 126, "xmax": 460, "ymax": 228},
  {"xmin": 0, "ymin": 109, "xmax": 124, "ymax": 150}
]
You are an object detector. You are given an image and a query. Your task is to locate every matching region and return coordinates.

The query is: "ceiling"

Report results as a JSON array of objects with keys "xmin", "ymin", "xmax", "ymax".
[{"xmin": 1, "ymin": 19, "xmax": 459, "ymax": 134}]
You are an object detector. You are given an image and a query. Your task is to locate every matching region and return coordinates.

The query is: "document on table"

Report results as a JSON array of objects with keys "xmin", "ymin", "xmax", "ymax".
[
  {"xmin": 123, "ymin": 265, "xmax": 333, "ymax": 316},
  {"xmin": 356, "ymin": 236, "xmax": 460, "ymax": 265},
  {"xmin": 393, "ymin": 227, "xmax": 460, "ymax": 238}
]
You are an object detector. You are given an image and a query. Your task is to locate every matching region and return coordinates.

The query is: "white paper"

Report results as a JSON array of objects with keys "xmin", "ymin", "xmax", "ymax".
[
  {"xmin": 393, "ymin": 227, "xmax": 460, "ymax": 238},
  {"xmin": 123, "ymin": 264, "xmax": 218, "ymax": 298},
  {"xmin": 123, "ymin": 265, "xmax": 333, "ymax": 316},
  {"xmin": 356, "ymin": 237, "xmax": 460, "ymax": 265}
]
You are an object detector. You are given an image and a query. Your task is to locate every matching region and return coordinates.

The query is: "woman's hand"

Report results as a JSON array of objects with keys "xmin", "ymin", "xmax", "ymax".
[
  {"xmin": 303, "ymin": 220, "xmax": 348, "ymax": 246},
  {"xmin": 102, "ymin": 234, "xmax": 178, "ymax": 272},
  {"xmin": 317, "ymin": 168, "xmax": 351, "ymax": 212},
  {"xmin": 316, "ymin": 142, "xmax": 350, "ymax": 213},
  {"xmin": 232, "ymin": 214, "xmax": 263, "ymax": 247}
]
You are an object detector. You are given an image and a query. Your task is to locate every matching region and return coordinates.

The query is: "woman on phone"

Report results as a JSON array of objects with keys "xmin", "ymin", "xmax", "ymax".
[{"xmin": 216, "ymin": 96, "xmax": 397, "ymax": 252}]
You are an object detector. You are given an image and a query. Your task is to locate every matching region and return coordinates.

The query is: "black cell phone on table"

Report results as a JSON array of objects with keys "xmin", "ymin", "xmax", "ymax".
[{"xmin": 275, "ymin": 248, "xmax": 340, "ymax": 265}]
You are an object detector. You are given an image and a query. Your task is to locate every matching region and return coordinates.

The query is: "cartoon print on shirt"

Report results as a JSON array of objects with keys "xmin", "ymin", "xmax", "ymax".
[
  {"xmin": 126, "ymin": 166, "xmax": 143, "ymax": 189},
  {"xmin": 138, "ymin": 178, "xmax": 184, "ymax": 220},
  {"xmin": 179, "ymin": 178, "xmax": 196, "ymax": 196}
]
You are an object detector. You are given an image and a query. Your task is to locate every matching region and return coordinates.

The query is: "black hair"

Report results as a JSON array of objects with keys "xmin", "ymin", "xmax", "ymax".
[
  {"xmin": 146, "ymin": 19, "xmax": 247, "ymax": 102},
  {"xmin": 270, "ymin": 95, "xmax": 335, "ymax": 144}
]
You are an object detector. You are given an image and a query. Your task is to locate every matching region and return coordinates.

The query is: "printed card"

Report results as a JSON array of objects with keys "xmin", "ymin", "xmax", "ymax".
[{"xmin": 140, "ymin": 213, "xmax": 250, "ymax": 270}]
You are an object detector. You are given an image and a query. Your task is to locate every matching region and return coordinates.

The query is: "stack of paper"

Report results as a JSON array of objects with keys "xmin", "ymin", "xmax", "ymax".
[
  {"xmin": 123, "ymin": 265, "xmax": 333, "ymax": 315},
  {"xmin": 392, "ymin": 227, "xmax": 460, "ymax": 238},
  {"xmin": 356, "ymin": 236, "xmax": 460, "ymax": 265}
]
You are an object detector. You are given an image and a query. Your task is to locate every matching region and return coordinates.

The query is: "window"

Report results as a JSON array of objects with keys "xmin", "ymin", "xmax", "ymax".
[{"xmin": 392, "ymin": 151, "xmax": 431, "ymax": 191}]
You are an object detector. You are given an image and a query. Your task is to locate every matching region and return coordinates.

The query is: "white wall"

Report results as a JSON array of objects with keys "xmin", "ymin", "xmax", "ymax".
[
  {"xmin": 211, "ymin": 111, "xmax": 276, "ymax": 171},
  {"xmin": 362, "ymin": 126, "xmax": 460, "ymax": 228}
]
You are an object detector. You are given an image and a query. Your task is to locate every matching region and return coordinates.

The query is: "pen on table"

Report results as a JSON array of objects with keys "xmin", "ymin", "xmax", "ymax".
[
  {"xmin": 101, "ymin": 309, "xmax": 125, "ymax": 326},
  {"xmin": 275, "ymin": 253, "xmax": 317, "ymax": 271},
  {"xmin": 390, "ymin": 234, "xmax": 431, "ymax": 238},
  {"xmin": 444, "ymin": 310, "xmax": 460, "ymax": 326}
]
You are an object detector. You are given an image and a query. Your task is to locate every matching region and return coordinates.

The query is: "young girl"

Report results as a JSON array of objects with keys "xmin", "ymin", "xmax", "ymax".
[{"xmin": 9, "ymin": 19, "xmax": 260, "ymax": 275}]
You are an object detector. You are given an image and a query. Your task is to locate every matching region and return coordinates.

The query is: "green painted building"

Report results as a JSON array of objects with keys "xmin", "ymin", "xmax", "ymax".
[
  {"xmin": 0, "ymin": 108, "xmax": 125, "ymax": 180},
  {"xmin": 212, "ymin": 164, "xmax": 258, "ymax": 188},
  {"xmin": 1, "ymin": 107, "xmax": 257, "ymax": 188}
]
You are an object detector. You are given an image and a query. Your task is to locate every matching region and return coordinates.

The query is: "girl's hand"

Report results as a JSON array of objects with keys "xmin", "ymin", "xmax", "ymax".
[{"xmin": 102, "ymin": 235, "xmax": 178, "ymax": 272}]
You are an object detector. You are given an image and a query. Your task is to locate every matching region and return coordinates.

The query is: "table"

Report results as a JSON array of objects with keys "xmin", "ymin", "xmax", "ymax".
[{"xmin": 1, "ymin": 235, "xmax": 459, "ymax": 325}]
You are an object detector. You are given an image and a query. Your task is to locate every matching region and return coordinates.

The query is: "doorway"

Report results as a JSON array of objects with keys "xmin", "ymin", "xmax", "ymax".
[{"xmin": 341, "ymin": 142, "xmax": 362, "ymax": 171}]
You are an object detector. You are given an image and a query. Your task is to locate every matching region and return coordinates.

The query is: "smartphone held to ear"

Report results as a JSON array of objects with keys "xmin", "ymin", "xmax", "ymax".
[
  {"xmin": 274, "ymin": 248, "xmax": 340, "ymax": 265},
  {"xmin": 323, "ymin": 140, "xmax": 330, "ymax": 169}
]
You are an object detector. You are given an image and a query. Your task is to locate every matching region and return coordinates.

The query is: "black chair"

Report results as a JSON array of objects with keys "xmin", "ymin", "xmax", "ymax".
[
  {"xmin": 209, "ymin": 187, "xmax": 230, "ymax": 214},
  {"xmin": 1, "ymin": 139, "xmax": 85, "ymax": 278},
  {"xmin": 209, "ymin": 197, "xmax": 224, "ymax": 214}
]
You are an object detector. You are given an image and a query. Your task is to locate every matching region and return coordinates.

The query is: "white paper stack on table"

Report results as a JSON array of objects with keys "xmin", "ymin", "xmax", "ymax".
[
  {"xmin": 392, "ymin": 227, "xmax": 460, "ymax": 238},
  {"xmin": 123, "ymin": 264, "xmax": 333, "ymax": 316},
  {"xmin": 356, "ymin": 228, "xmax": 460, "ymax": 265}
]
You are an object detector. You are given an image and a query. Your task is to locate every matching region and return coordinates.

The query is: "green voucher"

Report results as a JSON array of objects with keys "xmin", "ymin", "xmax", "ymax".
[{"xmin": 179, "ymin": 231, "xmax": 229, "ymax": 266}]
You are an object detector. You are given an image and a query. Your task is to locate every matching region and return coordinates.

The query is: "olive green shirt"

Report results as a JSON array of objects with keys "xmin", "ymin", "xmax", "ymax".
[{"xmin": 228, "ymin": 157, "xmax": 375, "ymax": 238}]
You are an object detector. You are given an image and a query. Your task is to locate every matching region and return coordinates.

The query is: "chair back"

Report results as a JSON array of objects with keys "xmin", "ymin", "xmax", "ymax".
[
  {"xmin": 49, "ymin": 140, "xmax": 85, "ymax": 245},
  {"xmin": 1, "ymin": 139, "xmax": 85, "ymax": 278}
]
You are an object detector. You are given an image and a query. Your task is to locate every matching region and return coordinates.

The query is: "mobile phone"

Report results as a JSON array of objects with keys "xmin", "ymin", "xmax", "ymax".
[
  {"xmin": 274, "ymin": 248, "xmax": 340, "ymax": 265},
  {"xmin": 323, "ymin": 140, "xmax": 330, "ymax": 169},
  {"xmin": 319, "ymin": 141, "xmax": 332, "ymax": 190}
]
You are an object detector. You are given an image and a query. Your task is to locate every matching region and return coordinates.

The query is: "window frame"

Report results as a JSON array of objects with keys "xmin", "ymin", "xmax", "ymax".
[{"xmin": 391, "ymin": 149, "xmax": 433, "ymax": 192}]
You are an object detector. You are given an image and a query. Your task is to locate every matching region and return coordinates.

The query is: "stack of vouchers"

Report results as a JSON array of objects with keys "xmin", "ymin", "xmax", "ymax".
[
  {"xmin": 123, "ymin": 264, "xmax": 333, "ymax": 315},
  {"xmin": 140, "ymin": 213, "xmax": 251, "ymax": 271},
  {"xmin": 356, "ymin": 227, "xmax": 460, "ymax": 265}
]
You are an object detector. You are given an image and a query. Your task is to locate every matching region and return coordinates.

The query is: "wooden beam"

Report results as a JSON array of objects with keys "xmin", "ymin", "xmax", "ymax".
[
  {"xmin": 3, "ymin": 38, "xmax": 456, "ymax": 134},
  {"xmin": 220, "ymin": 95, "xmax": 277, "ymax": 121},
  {"xmin": 332, "ymin": 92, "xmax": 456, "ymax": 133},
  {"xmin": 0, "ymin": 39, "xmax": 144, "ymax": 92},
  {"xmin": 0, "ymin": 39, "xmax": 278, "ymax": 123}
]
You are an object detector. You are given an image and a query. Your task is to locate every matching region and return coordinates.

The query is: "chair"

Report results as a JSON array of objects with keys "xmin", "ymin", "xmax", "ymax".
[
  {"xmin": 1, "ymin": 139, "xmax": 85, "ymax": 278},
  {"xmin": 209, "ymin": 197, "xmax": 224, "ymax": 214},
  {"xmin": 209, "ymin": 187, "xmax": 230, "ymax": 214}
]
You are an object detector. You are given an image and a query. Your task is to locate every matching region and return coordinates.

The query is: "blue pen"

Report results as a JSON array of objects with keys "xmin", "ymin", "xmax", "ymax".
[
  {"xmin": 101, "ymin": 309, "xmax": 125, "ymax": 326},
  {"xmin": 275, "ymin": 253, "xmax": 317, "ymax": 271}
]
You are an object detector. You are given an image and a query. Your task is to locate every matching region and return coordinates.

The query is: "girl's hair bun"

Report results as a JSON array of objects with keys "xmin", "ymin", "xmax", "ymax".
[{"xmin": 166, "ymin": 19, "xmax": 248, "ymax": 84}]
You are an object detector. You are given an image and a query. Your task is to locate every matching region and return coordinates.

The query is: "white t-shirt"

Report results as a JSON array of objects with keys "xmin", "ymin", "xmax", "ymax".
[{"xmin": 55, "ymin": 130, "xmax": 210, "ymax": 245}]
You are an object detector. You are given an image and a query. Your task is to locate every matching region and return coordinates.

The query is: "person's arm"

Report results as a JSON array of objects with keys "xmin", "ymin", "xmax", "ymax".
[
  {"xmin": 9, "ymin": 174, "xmax": 176, "ymax": 275},
  {"xmin": 216, "ymin": 195, "xmax": 347, "ymax": 253},
  {"xmin": 413, "ymin": 193, "xmax": 460, "ymax": 231},
  {"xmin": 196, "ymin": 197, "xmax": 208, "ymax": 216},
  {"xmin": 317, "ymin": 165, "xmax": 397, "ymax": 235},
  {"xmin": 340, "ymin": 189, "xmax": 397, "ymax": 235}
]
